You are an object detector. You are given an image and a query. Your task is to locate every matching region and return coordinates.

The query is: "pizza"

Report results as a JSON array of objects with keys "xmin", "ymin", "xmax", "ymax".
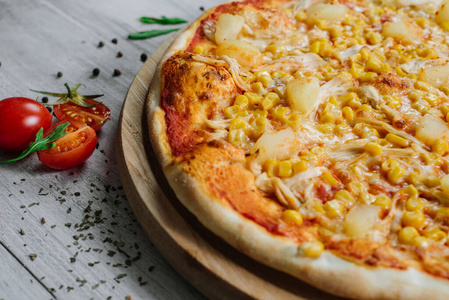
[{"xmin": 147, "ymin": 0, "xmax": 449, "ymax": 298}]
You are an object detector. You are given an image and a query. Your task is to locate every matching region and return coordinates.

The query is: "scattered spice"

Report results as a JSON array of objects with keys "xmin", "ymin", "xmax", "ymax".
[
  {"xmin": 92, "ymin": 68, "xmax": 100, "ymax": 76},
  {"xmin": 19, "ymin": 228, "xmax": 25, "ymax": 236},
  {"xmin": 98, "ymin": 41, "xmax": 105, "ymax": 48},
  {"xmin": 140, "ymin": 53, "xmax": 147, "ymax": 62},
  {"xmin": 41, "ymin": 217, "xmax": 46, "ymax": 224},
  {"xmin": 29, "ymin": 254, "xmax": 37, "ymax": 261},
  {"xmin": 113, "ymin": 69, "xmax": 122, "ymax": 77},
  {"xmin": 200, "ymin": 6, "xmax": 204, "ymax": 11},
  {"xmin": 57, "ymin": 72, "xmax": 63, "ymax": 78},
  {"xmin": 117, "ymin": 51, "xmax": 123, "ymax": 58},
  {"xmin": 111, "ymin": 38, "xmax": 118, "ymax": 44}
]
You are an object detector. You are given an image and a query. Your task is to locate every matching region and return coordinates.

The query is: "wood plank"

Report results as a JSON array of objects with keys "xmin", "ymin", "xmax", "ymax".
[
  {"xmin": 0, "ymin": 243, "xmax": 54, "ymax": 300},
  {"xmin": 0, "ymin": 0, "xmax": 220, "ymax": 298}
]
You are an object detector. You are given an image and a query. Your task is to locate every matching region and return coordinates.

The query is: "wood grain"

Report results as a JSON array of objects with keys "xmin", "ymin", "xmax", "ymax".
[{"xmin": 117, "ymin": 33, "xmax": 340, "ymax": 300}]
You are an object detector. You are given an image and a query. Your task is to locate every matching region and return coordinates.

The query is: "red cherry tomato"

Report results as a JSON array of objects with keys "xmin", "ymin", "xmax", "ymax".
[
  {"xmin": 0, "ymin": 97, "xmax": 53, "ymax": 152},
  {"xmin": 53, "ymin": 99, "xmax": 111, "ymax": 131},
  {"xmin": 37, "ymin": 120, "xmax": 97, "ymax": 169}
]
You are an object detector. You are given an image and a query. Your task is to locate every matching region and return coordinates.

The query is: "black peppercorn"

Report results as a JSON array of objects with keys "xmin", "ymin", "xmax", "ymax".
[
  {"xmin": 42, "ymin": 97, "xmax": 48, "ymax": 103},
  {"xmin": 57, "ymin": 72, "xmax": 63, "ymax": 78},
  {"xmin": 113, "ymin": 69, "xmax": 121, "ymax": 76},
  {"xmin": 111, "ymin": 38, "xmax": 118, "ymax": 44},
  {"xmin": 140, "ymin": 53, "xmax": 148, "ymax": 62},
  {"xmin": 98, "ymin": 41, "xmax": 105, "ymax": 48},
  {"xmin": 117, "ymin": 51, "xmax": 123, "ymax": 58},
  {"xmin": 92, "ymin": 68, "xmax": 100, "ymax": 76}
]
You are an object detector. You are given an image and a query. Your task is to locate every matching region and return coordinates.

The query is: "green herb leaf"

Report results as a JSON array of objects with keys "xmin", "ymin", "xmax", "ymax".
[
  {"xmin": 128, "ymin": 28, "xmax": 179, "ymax": 40},
  {"xmin": 0, "ymin": 122, "xmax": 69, "ymax": 165},
  {"xmin": 139, "ymin": 16, "xmax": 187, "ymax": 25},
  {"xmin": 31, "ymin": 83, "xmax": 103, "ymax": 107}
]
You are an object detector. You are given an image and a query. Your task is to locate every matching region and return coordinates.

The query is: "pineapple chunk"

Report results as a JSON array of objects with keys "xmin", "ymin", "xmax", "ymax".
[
  {"xmin": 382, "ymin": 21, "xmax": 423, "ymax": 45},
  {"xmin": 415, "ymin": 114, "xmax": 449, "ymax": 145},
  {"xmin": 216, "ymin": 40, "xmax": 262, "ymax": 67},
  {"xmin": 286, "ymin": 77, "xmax": 320, "ymax": 114},
  {"xmin": 344, "ymin": 205, "xmax": 381, "ymax": 238},
  {"xmin": 418, "ymin": 65, "xmax": 449, "ymax": 88},
  {"xmin": 436, "ymin": 1, "xmax": 449, "ymax": 24},
  {"xmin": 250, "ymin": 128, "xmax": 301, "ymax": 163},
  {"xmin": 306, "ymin": 4, "xmax": 346, "ymax": 22},
  {"xmin": 215, "ymin": 13, "xmax": 245, "ymax": 44}
]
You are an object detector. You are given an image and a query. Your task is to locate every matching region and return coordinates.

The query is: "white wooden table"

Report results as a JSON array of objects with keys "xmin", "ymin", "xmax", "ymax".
[{"xmin": 0, "ymin": 0, "xmax": 222, "ymax": 299}]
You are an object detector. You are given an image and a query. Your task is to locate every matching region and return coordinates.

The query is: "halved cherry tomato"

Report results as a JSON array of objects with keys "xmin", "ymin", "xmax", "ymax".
[
  {"xmin": 0, "ymin": 97, "xmax": 52, "ymax": 152},
  {"xmin": 37, "ymin": 120, "xmax": 97, "ymax": 169},
  {"xmin": 54, "ymin": 99, "xmax": 111, "ymax": 131}
]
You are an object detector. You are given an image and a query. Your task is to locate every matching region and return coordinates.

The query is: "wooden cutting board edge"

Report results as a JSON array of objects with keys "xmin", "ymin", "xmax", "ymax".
[{"xmin": 116, "ymin": 35, "xmax": 339, "ymax": 300}]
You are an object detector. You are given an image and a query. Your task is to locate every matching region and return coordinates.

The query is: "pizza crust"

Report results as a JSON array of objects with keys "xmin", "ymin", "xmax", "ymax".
[{"xmin": 147, "ymin": 1, "xmax": 449, "ymax": 299}]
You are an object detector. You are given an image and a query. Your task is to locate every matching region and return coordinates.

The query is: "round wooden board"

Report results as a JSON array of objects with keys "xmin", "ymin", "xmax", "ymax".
[{"xmin": 116, "ymin": 37, "xmax": 341, "ymax": 300}]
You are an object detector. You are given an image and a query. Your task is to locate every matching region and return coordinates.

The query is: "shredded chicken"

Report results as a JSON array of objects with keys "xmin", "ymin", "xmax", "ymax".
[
  {"xmin": 356, "ymin": 117, "xmax": 425, "ymax": 147},
  {"xmin": 252, "ymin": 53, "xmax": 325, "ymax": 73}
]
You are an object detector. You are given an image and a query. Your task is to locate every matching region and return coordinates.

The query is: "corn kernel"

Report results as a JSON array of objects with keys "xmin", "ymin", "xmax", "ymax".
[
  {"xmin": 365, "ymin": 55, "xmax": 382, "ymax": 73},
  {"xmin": 263, "ymin": 159, "xmax": 278, "ymax": 177},
  {"xmin": 242, "ymin": 72, "xmax": 256, "ymax": 82},
  {"xmin": 382, "ymin": 159, "xmax": 399, "ymax": 173},
  {"xmin": 251, "ymin": 82, "xmax": 265, "ymax": 94},
  {"xmin": 334, "ymin": 39, "xmax": 347, "ymax": 49},
  {"xmin": 265, "ymin": 92, "xmax": 280, "ymax": 105},
  {"xmin": 292, "ymin": 159, "xmax": 308, "ymax": 173},
  {"xmin": 281, "ymin": 209, "xmax": 303, "ymax": 226},
  {"xmin": 224, "ymin": 105, "xmax": 240, "ymax": 119},
  {"xmin": 405, "ymin": 197, "xmax": 423, "ymax": 212},
  {"xmin": 321, "ymin": 172, "xmax": 339, "ymax": 187},
  {"xmin": 404, "ymin": 185, "xmax": 419, "ymax": 198},
  {"xmin": 432, "ymin": 139, "xmax": 449, "ymax": 155},
  {"xmin": 193, "ymin": 45, "xmax": 205, "ymax": 55},
  {"xmin": 359, "ymin": 72, "xmax": 378, "ymax": 82},
  {"xmin": 278, "ymin": 160, "xmax": 293, "ymax": 177},
  {"xmin": 348, "ymin": 182, "xmax": 365, "ymax": 196},
  {"xmin": 287, "ymin": 112, "xmax": 301, "ymax": 130},
  {"xmin": 339, "ymin": 92, "xmax": 358, "ymax": 105},
  {"xmin": 424, "ymin": 228, "xmax": 446, "ymax": 240},
  {"xmin": 272, "ymin": 106, "xmax": 290, "ymax": 122},
  {"xmin": 437, "ymin": 207, "xmax": 449, "ymax": 220},
  {"xmin": 395, "ymin": 66, "xmax": 407, "ymax": 77},
  {"xmin": 259, "ymin": 74, "xmax": 274, "ymax": 88},
  {"xmin": 228, "ymin": 129, "xmax": 248, "ymax": 147},
  {"xmin": 260, "ymin": 98, "xmax": 274, "ymax": 111},
  {"xmin": 415, "ymin": 18, "xmax": 429, "ymax": 28},
  {"xmin": 229, "ymin": 118, "xmax": 249, "ymax": 131},
  {"xmin": 301, "ymin": 240, "xmax": 324, "ymax": 258},
  {"xmin": 398, "ymin": 226, "xmax": 420, "ymax": 245},
  {"xmin": 440, "ymin": 86, "xmax": 449, "ymax": 96},
  {"xmin": 349, "ymin": 64, "xmax": 365, "ymax": 79},
  {"xmin": 402, "ymin": 210, "xmax": 426, "ymax": 228},
  {"xmin": 234, "ymin": 95, "xmax": 249, "ymax": 110},
  {"xmin": 334, "ymin": 190, "xmax": 355, "ymax": 203},
  {"xmin": 425, "ymin": 177, "xmax": 441, "ymax": 188},
  {"xmin": 414, "ymin": 80, "xmax": 432, "ymax": 92},
  {"xmin": 383, "ymin": 95, "xmax": 401, "ymax": 109},
  {"xmin": 245, "ymin": 92, "xmax": 263, "ymax": 105},
  {"xmin": 329, "ymin": 25, "xmax": 343, "ymax": 39},
  {"xmin": 385, "ymin": 133, "xmax": 410, "ymax": 147},
  {"xmin": 388, "ymin": 166, "xmax": 406, "ymax": 184},
  {"xmin": 373, "ymin": 195, "xmax": 391, "ymax": 208},
  {"xmin": 364, "ymin": 142, "xmax": 382, "ymax": 156},
  {"xmin": 411, "ymin": 236, "xmax": 429, "ymax": 247},
  {"xmin": 295, "ymin": 11, "xmax": 307, "ymax": 22},
  {"xmin": 359, "ymin": 48, "xmax": 371, "ymax": 61},
  {"xmin": 365, "ymin": 31, "xmax": 382, "ymax": 45},
  {"xmin": 323, "ymin": 200, "xmax": 344, "ymax": 218}
]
